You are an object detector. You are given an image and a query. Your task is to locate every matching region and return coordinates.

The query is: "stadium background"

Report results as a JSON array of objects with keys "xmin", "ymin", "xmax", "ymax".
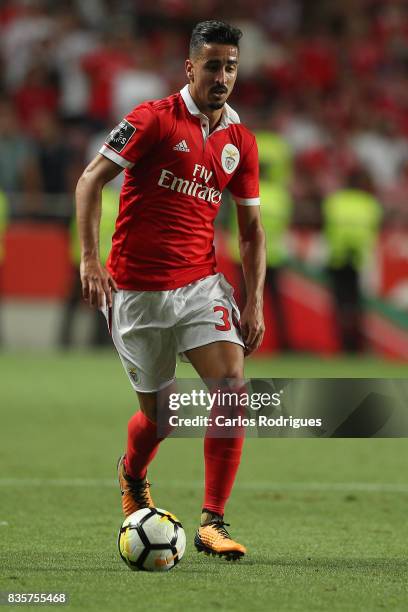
[
  {"xmin": 1, "ymin": 1, "xmax": 408, "ymax": 611},
  {"xmin": 0, "ymin": 0, "xmax": 407, "ymax": 354}
]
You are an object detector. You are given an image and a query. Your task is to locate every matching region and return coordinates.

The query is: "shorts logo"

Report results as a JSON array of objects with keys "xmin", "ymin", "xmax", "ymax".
[
  {"xmin": 221, "ymin": 144, "xmax": 240, "ymax": 174},
  {"xmin": 128, "ymin": 367, "xmax": 139, "ymax": 384},
  {"xmin": 105, "ymin": 119, "xmax": 136, "ymax": 153}
]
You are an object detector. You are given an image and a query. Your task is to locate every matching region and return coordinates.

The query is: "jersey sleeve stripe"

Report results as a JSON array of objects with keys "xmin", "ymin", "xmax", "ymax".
[
  {"xmin": 99, "ymin": 145, "xmax": 134, "ymax": 169},
  {"xmin": 232, "ymin": 196, "xmax": 261, "ymax": 206}
]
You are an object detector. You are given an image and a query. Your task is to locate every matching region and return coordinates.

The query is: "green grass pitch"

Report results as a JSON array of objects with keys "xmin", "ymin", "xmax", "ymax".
[{"xmin": 1, "ymin": 351, "xmax": 408, "ymax": 611}]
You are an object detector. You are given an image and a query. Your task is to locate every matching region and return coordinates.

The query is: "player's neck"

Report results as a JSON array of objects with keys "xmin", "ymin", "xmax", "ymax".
[
  {"xmin": 188, "ymin": 87, "xmax": 224, "ymax": 131},
  {"xmin": 207, "ymin": 109, "xmax": 224, "ymax": 132},
  {"xmin": 198, "ymin": 105, "xmax": 223, "ymax": 131},
  {"xmin": 208, "ymin": 111, "xmax": 223, "ymax": 132}
]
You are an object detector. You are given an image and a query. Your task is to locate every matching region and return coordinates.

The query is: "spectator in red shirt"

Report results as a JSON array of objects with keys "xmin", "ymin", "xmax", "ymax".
[
  {"xmin": 81, "ymin": 29, "xmax": 137, "ymax": 125},
  {"xmin": 13, "ymin": 62, "xmax": 59, "ymax": 132}
]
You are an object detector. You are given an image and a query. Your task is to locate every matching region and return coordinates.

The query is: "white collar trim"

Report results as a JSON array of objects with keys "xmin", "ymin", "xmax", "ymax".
[{"xmin": 180, "ymin": 84, "xmax": 240, "ymax": 127}]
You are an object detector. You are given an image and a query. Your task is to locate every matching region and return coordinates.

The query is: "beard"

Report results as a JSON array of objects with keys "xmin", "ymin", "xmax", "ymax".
[{"xmin": 208, "ymin": 101, "xmax": 225, "ymax": 110}]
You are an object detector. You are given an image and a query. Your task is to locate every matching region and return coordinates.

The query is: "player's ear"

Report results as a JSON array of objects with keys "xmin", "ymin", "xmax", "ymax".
[{"xmin": 185, "ymin": 59, "xmax": 194, "ymax": 82}]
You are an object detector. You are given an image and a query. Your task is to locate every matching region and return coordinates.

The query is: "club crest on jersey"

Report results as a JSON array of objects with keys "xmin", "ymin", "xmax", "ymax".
[
  {"xmin": 105, "ymin": 119, "xmax": 136, "ymax": 153},
  {"xmin": 128, "ymin": 367, "xmax": 139, "ymax": 384},
  {"xmin": 221, "ymin": 144, "xmax": 240, "ymax": 174}
]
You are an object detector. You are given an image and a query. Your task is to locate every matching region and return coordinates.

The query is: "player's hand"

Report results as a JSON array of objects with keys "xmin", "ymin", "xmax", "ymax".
[
  {"xmin": 240, "ymin": 300, "xmax": 265, "ymax": 356},
  {"xmin": 80, "ymin": 258, "xmax": 118, "ymax": 309}
]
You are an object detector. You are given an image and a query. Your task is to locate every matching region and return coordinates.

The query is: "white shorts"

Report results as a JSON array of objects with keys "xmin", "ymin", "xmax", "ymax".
[{"xmin": 104, "ymin": 273, "xmax": 244, "ymax": 392}]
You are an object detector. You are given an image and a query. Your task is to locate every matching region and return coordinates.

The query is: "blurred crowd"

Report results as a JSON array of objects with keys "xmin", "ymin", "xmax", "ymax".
[{"xmin": 1, "ymin": 0, "xmax": 408, "ymax": 226}]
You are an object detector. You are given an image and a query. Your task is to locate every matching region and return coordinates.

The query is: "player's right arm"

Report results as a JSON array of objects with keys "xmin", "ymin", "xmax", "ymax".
[{"xmin": 75, "ymin": 154, "xmax": 122, "ymax": 309}]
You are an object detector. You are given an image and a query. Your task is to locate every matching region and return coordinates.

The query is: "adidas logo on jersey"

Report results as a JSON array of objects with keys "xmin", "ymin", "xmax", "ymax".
[{"xmin": 173, "ymin": 139, "xmax": 190, "ymax": 152}]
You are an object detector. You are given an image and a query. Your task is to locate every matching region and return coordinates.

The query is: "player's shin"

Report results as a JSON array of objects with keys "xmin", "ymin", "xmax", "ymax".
[
  {"xmin": 202, "ymin": 382, "xmax": 246, "ymax": 517},
  {"xmin": 125, "ymin": 385, "xmax": 176, "ymax": 479},
  {"xmin": 125, "ymin": 410, "xmax": 164, "ymax": 480},
  {"xmin": 119, "ymin": 408, "xmax": 171, "ymax": 516},
  {"xmin": 203, "ymin": 435, "xmax": 244, "ymax": 518},
  {"xmin": 195, "ymin": 382, "xmax": 247, "ymax": 560}
]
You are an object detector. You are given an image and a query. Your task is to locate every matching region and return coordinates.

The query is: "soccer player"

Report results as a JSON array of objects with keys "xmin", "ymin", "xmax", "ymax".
[{"xmin": 76, "ymin": 20, "xmax": 265, "ymax": 560}]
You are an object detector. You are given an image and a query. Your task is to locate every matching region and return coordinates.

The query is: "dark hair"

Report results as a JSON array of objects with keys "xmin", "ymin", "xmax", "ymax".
[{"xmin": 189, "ymin": 20, "xmax": 242, "ymax": 57}]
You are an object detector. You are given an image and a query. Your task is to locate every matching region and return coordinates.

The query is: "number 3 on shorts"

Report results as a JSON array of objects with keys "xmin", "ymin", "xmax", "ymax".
[{"xmin": 213, "ymin": 305, "xmax": 231, "ymax": 331}]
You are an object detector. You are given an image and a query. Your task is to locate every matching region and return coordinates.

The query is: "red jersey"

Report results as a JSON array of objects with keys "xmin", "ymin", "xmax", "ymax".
[{"xmin": 100, "ymin": 85, "xmax": 260, "ymax": 290}]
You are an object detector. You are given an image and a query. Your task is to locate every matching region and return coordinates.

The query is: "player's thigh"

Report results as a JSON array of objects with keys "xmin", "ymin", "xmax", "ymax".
[
  {"xmin": 185, "ymin": 341, "xmax": 244, "ymax": 382},
  {"xmin": 108, "ymin": 290, "xmax": 177, "ymax": 394},
  {"xmin": 175, "ymin": 274, "xmax": 245, "ymax": 383}
]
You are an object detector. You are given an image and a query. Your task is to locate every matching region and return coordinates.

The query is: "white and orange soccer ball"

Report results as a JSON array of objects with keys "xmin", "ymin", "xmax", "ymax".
[{"xmin": 118, "ymin": 508, "xmax": 186, "ymax": 572}]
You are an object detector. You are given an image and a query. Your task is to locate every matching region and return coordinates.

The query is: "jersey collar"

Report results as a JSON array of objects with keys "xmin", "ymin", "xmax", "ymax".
[{"xmin": 180, "ymin": 84, "xmax": 240, "ymax": 129}]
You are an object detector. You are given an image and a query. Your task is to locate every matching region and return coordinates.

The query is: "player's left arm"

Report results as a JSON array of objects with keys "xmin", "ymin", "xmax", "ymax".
[
  {"xmin": 236, "ymin": 203, "xmax": 266, "ymax": 355},
  {"xmin": 228, "ymin": 134, "xmax": 265, "ymax": 355}
]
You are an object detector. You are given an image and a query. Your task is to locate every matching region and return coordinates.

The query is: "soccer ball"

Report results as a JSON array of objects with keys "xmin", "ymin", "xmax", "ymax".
[{"xmin": 118, "ymin": 507, "xmax": 186, "ymax": 572}]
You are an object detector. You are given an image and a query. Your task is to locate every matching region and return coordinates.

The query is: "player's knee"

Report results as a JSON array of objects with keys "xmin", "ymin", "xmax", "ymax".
[
  {"xmin": 212, "ymin": 369, "xmax": 244, "ymax": 391},
  {"xmin": 138, "ymin": 405, "xmax": 157, "ymax": 423},
  {"xmin": 136, "ymin": 392, "xmax": 158, "ymax": 422}
]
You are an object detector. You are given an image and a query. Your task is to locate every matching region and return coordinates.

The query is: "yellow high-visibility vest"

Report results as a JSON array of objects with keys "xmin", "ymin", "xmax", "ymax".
[
  {"xmin": 323, "ymin": 189, "xmax": 382, "ymax": 269},
  {"xmin": 0, "ymin": 190, "xmax": 8, "ymax": 263},
  {"xmin": 229, "ymin": 180, "xmax": 292, "ymax": 267},
  {"xmin": 71, "ymin": 187, "xmax": 119, "ymax": 265},
  {"xmin": 255, "ymin": 131, "xmax": 292, "ymax": 186}
]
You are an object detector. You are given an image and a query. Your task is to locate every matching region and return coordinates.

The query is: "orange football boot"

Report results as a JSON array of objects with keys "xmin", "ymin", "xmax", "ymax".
[
  {"xmin": 194, "ymin": 518, "xmax": 246, "ymax": 561},
  {"xmin": 117, "ymin": 454, "xmax": 154, "ymax": 516}
]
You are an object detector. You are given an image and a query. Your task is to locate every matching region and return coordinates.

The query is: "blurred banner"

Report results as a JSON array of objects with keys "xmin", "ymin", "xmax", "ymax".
[{"xmin": 0, "ymin": 220, "xmax": 407, "ymax": 355}]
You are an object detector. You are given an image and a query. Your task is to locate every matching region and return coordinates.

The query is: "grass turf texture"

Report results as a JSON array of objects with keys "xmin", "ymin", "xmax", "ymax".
[{"xmin": 1, "ymin": 351, "xmax": 408, "ymax": 611}]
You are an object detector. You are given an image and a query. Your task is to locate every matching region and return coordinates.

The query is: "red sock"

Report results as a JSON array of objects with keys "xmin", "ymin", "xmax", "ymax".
[
  {"xmin": 203, "ymin": 435, "xmax": 244, "ymax": 516},
  {"xmin": 125, "ymin": 411, "xmax": 163, "ymax": 479}
]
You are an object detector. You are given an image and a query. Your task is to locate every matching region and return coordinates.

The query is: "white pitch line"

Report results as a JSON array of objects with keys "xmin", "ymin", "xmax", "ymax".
[
  {"xmin": 0, "ymin": 521, "xmax": 9, "ymax": 526},
  {"xmin": 0, "ymin": 479, "xmax": 407, "ymax": 493}
]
